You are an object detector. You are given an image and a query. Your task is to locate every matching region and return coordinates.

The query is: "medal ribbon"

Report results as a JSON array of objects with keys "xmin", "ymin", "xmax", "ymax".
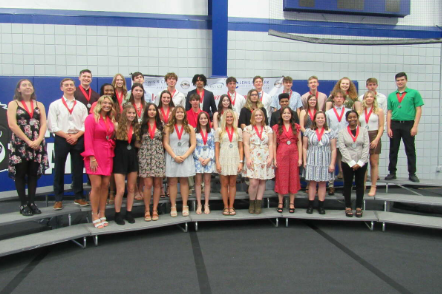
[
  {"xmin": 228, "ymin": 92, "xmax": 236, "ymax": 106},
  {"xmin": 148, "ymin": 122, "xmax": 156, "ymax": 140},
  {"xmin": 347, "ymin": 126, "xmax": 359, "ymax": 143},
  {"xmin": 170, "ymin": 89, "xmax": 176, "ymax": 98},
  {"xmin": 160, "ymin": 107, "xmax": 170, "ymax": 124},
  {"xmin": 201, "ymin": 129, "xmax": 208, "ymax": 145},
  {"xmin": 127, "ymin": 124, "xmax": 133, "ymax": 144},
  {"xmin": 133, "ymin": 103, "xmax": 142, "ymax": 118},
  {"xmin": 285, "ymin": 90, "xmax": 292, "ymax": 98},
  {"xmin": 309, "ymin": 91, "xmax": 319, "ymax": 99},
  {"xmin": 308, "ymin": 109, "xmax": 316, "ymax": 121},
  {"xmin": 116, "ymin": 90, "xmax": 124, "ymax": 111},
  {"xmin": 197, "ymin": 89, "xmax": 205, "ymax": 103},
  {"xmin": 254, "ymin": 125, "xmax": 263, "ymax": 141},
  {"xmin": 79, "ymin": 85, "xmax": 92, "ymax": 103},
  {"xmin": 104, "ymin": 116, "xmax": 111, "ymax": 139},
  {"xmin": 259, "ymin": 91, "xmax": 263, "ymax": 102},
  {"xmin": 21, "ymin": 100, "xmax": 35, "ymax": 119},
  {"xmin": 396, "ymin": 92, "xmax": 406, "ymax": 103},
  {"xmin": 226, "ymin": 127, "xmax": 234, "ymax": 143},
  {"xmin": 364, "ymin": 107, "xmax": 373, "ymax": 125},
  {"xmin": 61, "ymin": 97, "xmax": 76, "ymax": 115},
  {"xmin": 175, "ymin": 124, "xmax": 184, "ymax": 140},
  {"xmin": 316, "ymin": 127, "xmax": 325, "ymax": 143},
  {"xmin": 333, "ymin": 107, "xmax": 345, "ymax": 122}
]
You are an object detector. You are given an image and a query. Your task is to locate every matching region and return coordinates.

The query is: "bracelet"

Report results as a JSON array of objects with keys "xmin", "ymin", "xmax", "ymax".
[
  {"xmin": 239, "ymin": 160, "xmax": 244, "ymax": 163},
  {"xmin": 90, "ymin": 159, "xmax": 97, "ymax": 162}
]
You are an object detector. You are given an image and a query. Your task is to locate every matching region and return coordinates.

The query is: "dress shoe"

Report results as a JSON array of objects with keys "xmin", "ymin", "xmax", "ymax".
[
  {"xmin": 409, "ymin": 174, "xmax": 420, "ymax": 183},
  {"xmin": 53, "ymin": 201, "xmax": 63, "ymax": 210},
  {"xmin": 318, "ymin": 201, "xmax": 325, "ymax": 215},
  {"xmin": 28, "ymin": 203, "xmax": 41, "ymax": 214},
  {"xmin": 328, "ymin": 187, "xmax": 335, "ymax": 195},
  {"xmin": 384, "ymin": 174, "xmax": 396, "ymax": 180},
  {"xmin": 74, "ymin": 199, "xmax": 89, "ymax": 206}
]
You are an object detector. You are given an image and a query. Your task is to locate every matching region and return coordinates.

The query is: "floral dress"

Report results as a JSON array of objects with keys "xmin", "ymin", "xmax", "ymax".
[
  {"xmin": 242, "ymin": 125, "xmax": 274, "ymax": 180},
  {"xmin": 8, "ymin": 102, "xmax": 49, "ymax": 179},
  {"xmin": 138, "ymin": 128, "xmax": 166, "ymax": 178},
  {"xmin": 193, "ymin": 129, "xmax": 215, "ymax": 173}
]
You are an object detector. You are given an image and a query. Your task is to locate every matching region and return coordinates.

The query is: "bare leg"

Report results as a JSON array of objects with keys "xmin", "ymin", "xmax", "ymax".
[
  {"xmin": 195, "ymin": 173, "xmax": 203, "ymax": 213},
  {"xmin": 109, "ymin": 174, "xmax": 116, "ymax": 204},
  {"xmin": 168, "ymin": 177, "xmax": 178, "ymax": 216},
  {"xmin": 308, "ymin": 181, "xmax": 317, "ymax": 201},
  {"xmin": 89, "ymin": 174, "xmax": 102, "ymax": 223},
  {"xmin": 228, "ymin": 175, "xmax": 237, "ymax": 209},
  {"xmin": 369, "ymin": 154, "xmax": 379, "ymax": 196},
  {"xmin": 256, "ymin": 180, "xmax": 266, "ymax": 200},
  {"xmin": 152, "ymin": 177, "xmax": 162, "ymax": 213},
  {"xmin": 179, "ymin": 177, "xmax": 190, "ymax": 216},
  {"xmin": 248, "ymin": 179, "xmax": 259, "ymax": 200},
  {"xmin": 220, "ymin": 175, "xmax": 229, "ymax": 208},
  {"xmin": 203, "ymin": 173, "xmax": 211, "ymax": 213},
  {"xmin": 98, "ymin": 176, "xmax": 111, "ymax": 219},
  {"xmin": 318, "ymin": 182, "xmax": 327, "ymax": 201},
  {"xmin": 113, "ymin": 173, "xmax": 126, "ymax": 213}
]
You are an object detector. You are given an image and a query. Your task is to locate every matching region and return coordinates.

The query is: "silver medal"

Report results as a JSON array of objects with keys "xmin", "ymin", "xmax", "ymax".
[
  {"xmin": 319, "ymin": 142, "xmax": 323, "ymax": 146},
  {"xmin": 286, "ymin": 140, "xmax": 291, "ymax": 145},
  {"xmin": 203, "ymin": 146, "xmax": 207, "ymax": 151},
  {"xmin": 68, "ymin": 116, "xmax": 74, "ymax": 121},
  {"xmin": 178, "ymin": 142, "xmax": 182, "ymax": 147},
  {"xmin": 29, "ymin": 119, "xmax": 36, "ymax": 126},
  {"xmin": 365, "ymin": 125, "xmax": 369, "ymax": 130},
  {"xmin": 87, "ymin": 103, "xmax": 91, "ymax": 108},
  {"xmin": 127, "ymin": 145, "xmax": 132, "ymax": 150},
  {"xmin": 229, "ymin": 143, "xmax": 233, "ymax": 148},
  {"xmin": 106, "ymin": 136, "xmax": 109, "ymax": 140},
  {"xmin": 397, "ymin": 105, "xmax": 402, "ymax": 109},
  {"xmin": 352, "ymin": 143, "xmax": 357, "ymax": 148}
]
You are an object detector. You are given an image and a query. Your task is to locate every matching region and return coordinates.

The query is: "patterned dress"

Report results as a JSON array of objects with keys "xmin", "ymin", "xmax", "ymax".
[
  {"xmin": 8, "ymin": 103, "xmax": 49, "ymax": 180},
  {"xmin": 304, "ymin": 128, "xmax": 336, "ymax": 182},
  {"xmin": 273, "ymin": 124, "xmax": 301, "ymax": 194},
  {"xmin": 138, "ymin": 128, "xmax": 166, "ymax": 178},
  {"xmin": 193, "ymin": 129, "xmax": 215, "ymax": 173},
  {"xmin": 242, "ymin": 125, "xmax": 274, "ymax": 180},
  {"xmin": 215, "ymin": 127, "xmax": 243, "ymax": 176}
]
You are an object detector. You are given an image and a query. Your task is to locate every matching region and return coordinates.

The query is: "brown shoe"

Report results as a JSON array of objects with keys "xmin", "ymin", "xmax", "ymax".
[
  {"xmin": 328, "ymin": 187, "xmax": 335, "ymax": 195},
  {"xmin": 74, "ymin": 199, "xmax": 89, "ymax": 206},
  {"xmin": 53, "ymin": 201, "xmax": 63, "ymax": 210}
]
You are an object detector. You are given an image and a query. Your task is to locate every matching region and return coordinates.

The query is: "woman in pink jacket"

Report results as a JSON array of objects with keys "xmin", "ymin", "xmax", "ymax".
[{"xmin": 82, "ymin": 96, "xmax": 116, "ymax": 228}]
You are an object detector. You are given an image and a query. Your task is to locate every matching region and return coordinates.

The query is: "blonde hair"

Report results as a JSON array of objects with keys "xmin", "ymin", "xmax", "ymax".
[
  {"xmin": 166, "ymin": 106, "xmax": 192, "ymax": 134},
  {"xmin": 115, "ymin": 104, "xmax": 141, "ymax": 141},
  {"xmin": 112, "ymin": 73, "xmax": 127, "ymax": 96},
  {"xmin": 250, "ymin": 108, "xmax": 266, "ymax": 126},
  {"xmin": 93, "ymin": 96, "xmax": 116, "ymax": 123},
  {"xmin": 360, "ymin": 90, "xmax": 380, "ymax": 115},
  {"xmin": 219, "ymin": 109, "xmax": 239, "ymax": 141},
  {"xmin": 244, "ymin": 89, "xmax": 264, "ymax": 111}
]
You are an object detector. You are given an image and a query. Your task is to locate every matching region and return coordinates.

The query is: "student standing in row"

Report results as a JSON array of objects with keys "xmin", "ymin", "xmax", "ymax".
[
  {"xmin": 226, "ymin": 76, "xmax": 246, "ymax": 114},
  {"xmin": 303, "ymin": 112, "xmax": 337, "ymax": 214},
  {"xmin": 358, "ymin": 78, "xmax": 387, "ymax": 114},
  {"xmin": 273, "ymin": 107, "xmax": 301, "ymax": 213},
  {"xmin": 128, "ymin": 83, "xmax": 146, "ymax": 124},
  {"xmin": 299, "ymin": 94, "xmax": 319, "ymax": 132},
  {"xmin": 163, "ymin": 106, "xmax": 196, "ymax": 217},
  {"xmin": 48, "ymin": 78, "xmax": 89, "ymax": 210},
  {"xmin": 239, "ymin": 89, "xmax": 268, "ymax": 130},
  {"xmin": 187, "ymin": 94, "xmax": 203, "ymax": 128},
  {"xmin": 112, "ymin": 73, "xmax": 130, "ymax": 113},
  {"xmin": 301, "ymin": 76, "xmax": 327, "ymax": 111},
  {"xmin": 138, "ymin": 103, "xmax": 165, "ymax": 221},
  {"xmin": 112, "ymin": 104, "xmax": 140, "ymax": 225},
  {"xmin": 74, "ymin": 69, "xmax": 100, "ymax": 110},
  {"xmin": 326, "ymin": 77, "xmax": 360, "ymax": 112},
  {"xmin": 156, "ymin": 72, "xmax": 186, "ymax": 108},
  {"xmin": 186, "ymin": 74, "xmax": 217, "ymax": 119},
  {"xmin": 270, "ymin": 93, "xmax": 299, "ymax": 128},
  {"xmin": 271, "ymin": 76, "xmax": 302, "ymax": 117},
  {"xmin": 213, "ymin": 94, "xmax": 237, "ymax": 130},
  {"xmin": 243, "ymin": 109, "xmax": 274, "ymax": 214},
  {"xmin": 193, "ymin": 112, "xmax": 215, "ymax": 214},
  {"xmin": 158, "ymin": 90, "xmax": 175, "ymax": 125},
  {"xmin": 215, "ymin": 109, "xmax": 243, "ymax": 216},
  {"xmin": 253, "ymin": 76, "xmax": 272, "ymax": 122},
  {"xmin": 82, "ymin": 96, "xmax": 116, "ymax": 228},
  {"xmin": 8, "ymin": 79, "xmax": 49, "ymax": 216}
]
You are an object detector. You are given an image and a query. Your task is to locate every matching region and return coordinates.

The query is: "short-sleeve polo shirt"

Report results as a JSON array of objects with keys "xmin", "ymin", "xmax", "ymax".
[{"xmin": 388, "ymin": 87, "xmax": 424, "ymax": 121}]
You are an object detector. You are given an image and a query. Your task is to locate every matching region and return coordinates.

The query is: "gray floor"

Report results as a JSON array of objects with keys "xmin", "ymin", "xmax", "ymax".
[{"xmin": 1, "ymin": 186, "xmax": 442, "ymax": 294}]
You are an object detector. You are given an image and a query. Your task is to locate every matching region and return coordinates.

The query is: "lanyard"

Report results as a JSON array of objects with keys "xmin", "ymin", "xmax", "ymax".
[
  {"xmin": 308, "ymin": 109, "xmax": 316, "ymax": 121},
  {"xmin": 127, "ymin": 124, "xmax": 133, "ymax": 144},
  {"xmin": 364, "ymin": 107, "xmax": 373, "ymax": 125},
  {"xmin": 347, "ymin": 126, "xmax": 359, "ymax": 143},
  {"xmin": 21, "ymin": 100, "xmax": 35, "ymax": 118},
  {"xmin": 396, "ymin": 92, "xmax": 406, "ymax": 103},
  {"xmin": 103, "ymin": 116, "xmax": 111, "ymax": 138},
  {"xmin": 201, "ymin": 129, "xmax": 208, "ymax": 145},
  {"xmin": 160, "ymin": 106, "xmax": 170, "ymax": 124},
  {"xmin": 116, "ymin": 90, "xmax": 124, "ymax": 111},
  {"xmin": 316, "ymin": 127, "xmax": 325, "ymax": 143},
  {"xmin": 254, "ymin": 125, "xmax": 263, "ymax": 140},
  {"xmin": 226, "ymin": 127, "xmax": 234, "ymax": 143},
  {"xmin": 61, "ymin": 97, "xmax": 76, "ymax": 115},
  {"xmin": 79, "ymin": 86, "xmax": 91, "ymax": 102},
  {"xmin": 333, "ymin": 107, "xmax": 345, "ymax": 122},
  {"xmin": 309, "ymin": 91, "xmax": 319, "ymax": 99},
  {"xmin": 228, "ymin": 92, "xmax": 236, "ymax": 106},
  {"xmin": 175, "ymin": 124, "xmax": 184, "ymax": 140},
  {"xmin": 133, "ymin": 103, "xmax": 142, "ymax": 118},
  {"xmin": 148, "ymin": 122, "xmax": 156, "ymax": 139}
]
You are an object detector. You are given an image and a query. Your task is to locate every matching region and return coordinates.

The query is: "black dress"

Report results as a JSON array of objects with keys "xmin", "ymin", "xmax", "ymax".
[
  {"xmin": 113, "ymin": 139, "xmax": 139, "ymax": 174},
  {"xmin": 8, "ymin": 102, "xmax": 49, "ymax": 179},
  {"xmin": 238, "ymin": 107, "xmax": 268, "ymax": 127}
]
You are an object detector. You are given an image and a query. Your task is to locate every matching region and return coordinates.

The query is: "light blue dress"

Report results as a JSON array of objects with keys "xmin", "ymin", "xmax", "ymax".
[
  {"xmin": 193, "ymin": 129, "xmax": 215, "ymax": 173},
  {"xmin": 165, "ymin": 129, "xmax": 196, "ymax": 177}
]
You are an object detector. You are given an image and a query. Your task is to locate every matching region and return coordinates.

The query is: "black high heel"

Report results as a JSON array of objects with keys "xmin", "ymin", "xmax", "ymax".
[
  {"xmin": 289, "ymin": 203, "xmax": 295, "ymax": 213},
  {"xmin": 277, "ymin": 203, "xmax": 283, "ymax": 213}
]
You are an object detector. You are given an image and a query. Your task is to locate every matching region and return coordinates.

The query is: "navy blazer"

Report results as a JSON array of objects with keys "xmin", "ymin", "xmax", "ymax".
[{"xmin": 185, "ymin": 89, "xmax": 217, "ymax": 119}]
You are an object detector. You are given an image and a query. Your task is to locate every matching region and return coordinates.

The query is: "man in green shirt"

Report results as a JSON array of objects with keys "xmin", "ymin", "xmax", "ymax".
[{"xmin": 385, "ymin": 72, "xmax": 423, "ymax": 182}]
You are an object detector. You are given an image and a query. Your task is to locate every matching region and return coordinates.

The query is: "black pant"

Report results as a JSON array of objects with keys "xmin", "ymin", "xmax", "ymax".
[
  {"xmin": 388, "ymin": 120, "xmax": 416, "ymax": 175},
  {"xmin": 53, "ymin": 135, "xmax": 85, "ymax": 201},
  {"xmin": 15, "ymin": 160, "xmax": 40, "ymax": 205},
  {"xmin": 342, "ymin": 162, "xmax": 367, "ymax": 209}
]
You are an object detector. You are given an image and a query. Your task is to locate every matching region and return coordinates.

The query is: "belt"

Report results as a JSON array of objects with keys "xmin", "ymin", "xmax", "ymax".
[{"xmin": 392, "ymin": 120, "xmax": 413, "ymax": 124}]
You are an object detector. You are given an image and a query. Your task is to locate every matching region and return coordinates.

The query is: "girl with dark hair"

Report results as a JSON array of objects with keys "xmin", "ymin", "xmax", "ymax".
[
  {"xmin": 158, "ymin": 90, "xmax": 175, "ymax": 124},
  {"xmin": 213, "ymin": 94, "xmax": 237, "ymax": 130},
  {"xmin": 193, "ymin": 112, "xmax": 215, "ymax": 214},
  {"xmin": 7, "ymin": 79, "xmax": 49, "ymax": 216},
  {"xmin": 337, "ymin": 110, "xmax": 370, "ymax": 218},
  {"xmin": 303, "ymin": 111, "xmax": 337, "ymax": 214},
  {"xmin": 272, "ymin": 107, "xmax": 302, "ymax": 213},
  {"xmin": 138, "ymin": 103, "xmax": 165, "ymax": 221},
  {"xmin": 163, "ymin": 106, "xmax": 196, "ymax": 217},
  {"xmin": 128, "ymin": 83, "xmax": 146, "ymax": 123},
  {"xmin": 299, "ymin": 94, "xmax": 319, "ymax": 132},
  {"xmin": 112, "ymin": 104, "xmax": 140, "ymax": 225}
]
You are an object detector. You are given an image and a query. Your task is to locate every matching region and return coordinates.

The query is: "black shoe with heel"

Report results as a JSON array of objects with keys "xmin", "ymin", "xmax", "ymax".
[
  {"xmin": 20, "ymin": 205, "xmax": 33, "ymax": 216},
  {"xmin": 318, "ymin": 200, "xmax": 325, "ymax": 215},
  {"xmin": 28, "ymin": 203, "xmax": 41, "ymax": 214},
  {"xmin": 306, "ymin": 200, "xmax": 314, "ymax": 214}
]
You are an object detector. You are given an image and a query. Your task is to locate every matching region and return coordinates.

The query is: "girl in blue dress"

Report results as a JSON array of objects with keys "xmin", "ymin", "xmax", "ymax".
[{"xmin": 193, "ymin": 112, "xmax": 215, "ymax": 214}]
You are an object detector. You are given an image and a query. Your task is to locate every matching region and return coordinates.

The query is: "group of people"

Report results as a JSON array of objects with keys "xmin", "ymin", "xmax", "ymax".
[{"xmin": 7, "ymin": 70, "xmax": 423, "ymax": 227}]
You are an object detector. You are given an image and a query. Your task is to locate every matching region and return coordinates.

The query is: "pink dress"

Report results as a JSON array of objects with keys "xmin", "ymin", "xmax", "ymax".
[{"xmin": 81, "ymin": 114, "xmax": 115, "ymax": 176}]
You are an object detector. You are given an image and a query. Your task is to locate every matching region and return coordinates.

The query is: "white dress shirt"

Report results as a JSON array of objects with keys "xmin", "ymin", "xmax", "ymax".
[
  {"xmin": 228, "ymin": 91, "xmax": 246, "ymax": 114},
  {"xmin": 47, "ymin": 96, "xmax": 88, "ymax": 134},
  {"xmin": 325, "ymin": 106, "xmax": 350, "ymax": 133},
  {"xmin": 258, "ymin": 91, "xmax": 272, "ymax": 123}
]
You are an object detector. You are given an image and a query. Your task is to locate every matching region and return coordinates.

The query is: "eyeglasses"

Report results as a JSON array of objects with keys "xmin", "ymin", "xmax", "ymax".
[{"xmin": 250, "ymin": 94, "xmax": 258, "ymax": 96}]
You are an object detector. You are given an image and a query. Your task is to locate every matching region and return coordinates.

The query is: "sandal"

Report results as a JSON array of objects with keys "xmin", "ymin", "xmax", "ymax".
[
  {"xmin": 368, "ymin": 186, "xmax": 376, "ymax": 197},
  {"xmin": 144, "ymin": 211, "xmax": 151, "ymax": 222},
  {"xmin": 345, "ymin": 208, "xmax": 353, "ymax": 217},
  {"xmin": 100, "ymin": 217, "xmax": 109, "ymax": 227},
  {"xmin": 355, "ymin": 208, "xmax": 363, "ymax": 218},
  {"xmin": 289, "ymin": 203, "xmax": 295, "ymax": 214},
  {"xmin": 152, "ymin": 210, "xmax": 159, "ymax": 221},
  {"xmin": 93, "ymin": 218, "xmax": 104, "ymax": 229},
  {"xmin": 134, "ymin": 192, "xmax": 144, "ymax": 201},
  {"xmin": 222, "ymin": 208, "xmax": 230, "ymax": 216},
  {"xmin": 229, "ymin": 208, "xmax": 236, "ymax": 216},
  {"xmin": 277, "ymin": 203, "xmax": 283, "ymax": 213},
  {"xmin": 204, "ymin": 204, "xmax": 210, "ymax": 214},
  {"xmin": 196, "ymin": 205, "xmax": 203, "ymax": 215},
  {"xmin": 170, "ymin": 206, "xmax": 178, "ymax": 217},
  {"xmin": 182, "ymin": 205, "xmax": 189, "ymax": 217}
]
